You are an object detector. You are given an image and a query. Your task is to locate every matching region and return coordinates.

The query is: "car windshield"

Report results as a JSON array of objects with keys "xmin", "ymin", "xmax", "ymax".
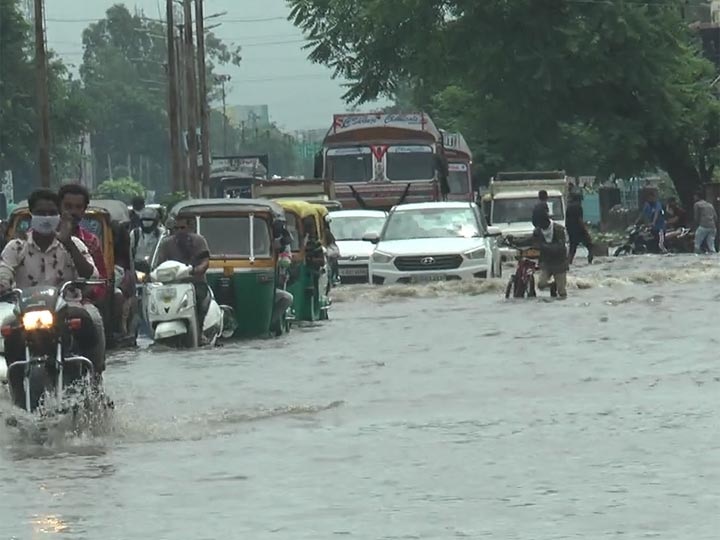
[
  {"xmin": 382, "ymin": 208, "xmax": 481, "ymax": 241},
  {"xmin": 331, "ymin": 215, "xmax": 387, "ymax": 241},
  {"xmin": 492, "ymin": 196, "xmax": 564, "ymax": 224},
  {"xmin": 199, "ymin": 216, "xmax": 272, "ymax": 258}
]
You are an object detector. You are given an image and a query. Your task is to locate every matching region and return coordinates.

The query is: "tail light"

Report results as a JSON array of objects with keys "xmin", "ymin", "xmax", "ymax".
[{"xmin": 67, "ymin": 318, "xmax": 83, "ymax": 331}]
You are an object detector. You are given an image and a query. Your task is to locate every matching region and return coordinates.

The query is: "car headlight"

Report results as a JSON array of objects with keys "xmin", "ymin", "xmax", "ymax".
[
  {"xmin": 23, "ymin": 310, "xmax": 54, "ymax": 330},
  {"xmin": 371, "ymin": 251, "xmax": 393, "ymax": 264},
  {"xmin": 465, "ymin": 248, "xmax": 487, "ymax": 260}
]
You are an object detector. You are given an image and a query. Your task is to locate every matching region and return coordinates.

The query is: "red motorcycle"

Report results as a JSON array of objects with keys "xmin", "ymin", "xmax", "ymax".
[{"xmin": 504, "ymin": 245, "xmax": 540, "ymax": 299}]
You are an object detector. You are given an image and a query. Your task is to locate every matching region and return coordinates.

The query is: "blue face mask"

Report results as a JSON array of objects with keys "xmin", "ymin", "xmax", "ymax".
[{"xmin": 31, "ymin": 215, "xmax": 60, "ymax": 236}]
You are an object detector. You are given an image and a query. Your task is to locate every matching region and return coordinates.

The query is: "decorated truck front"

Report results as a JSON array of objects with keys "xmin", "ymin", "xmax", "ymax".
[
  {"xmin": 317, "ymin": 113, "xmax": 445, "ymax": 210},
  {"xmin": 441, "ymin": 130, "xmax": 473, "ymax": 202}
]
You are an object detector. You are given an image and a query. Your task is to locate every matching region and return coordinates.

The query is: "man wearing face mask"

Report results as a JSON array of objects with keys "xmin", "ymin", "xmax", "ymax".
[
  {"xmin": 0, "ymin": 189, "xmax": 105, "ymax": 376},
  {"xmin": 58, "ymin": 184, "xmax": 109, "ymax": 304},
  {"xmin": 131, "ymin": 207, "xmax": 166, "ymax": 271},
  {"xmin": 155, "ymin": 216, "xmax": 211, "ymax": 340}
]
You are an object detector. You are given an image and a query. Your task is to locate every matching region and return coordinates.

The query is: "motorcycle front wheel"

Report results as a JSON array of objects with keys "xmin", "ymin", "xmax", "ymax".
[
  {"xmin": 614, "ymin": 245, "xmax": 632, "ymax": 256},
  {"xmin": 504, "ymin": 275, "xmax": 515, "ymax": 299}
]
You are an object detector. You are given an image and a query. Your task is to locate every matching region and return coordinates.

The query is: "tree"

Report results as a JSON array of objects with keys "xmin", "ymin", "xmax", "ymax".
[
  {"xmin": 95, "ymin": 177, "xmax": 145, "ymax": 202},
  {"xmin": 288, "ymin": 0, "xmax": 720, "ymax": 206},
  {"xmin": 80, "ymin": 4, "xmax": 241, "ymax": 193},
  {"xmin": 0, "ymin": 0, "xmax": 88, "ymax": 195}
]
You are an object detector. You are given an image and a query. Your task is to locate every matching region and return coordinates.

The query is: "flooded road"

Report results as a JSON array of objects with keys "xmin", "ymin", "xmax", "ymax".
[{"xmin": 1, "ymin": 254, "xmax": 719, "ymax": 539}]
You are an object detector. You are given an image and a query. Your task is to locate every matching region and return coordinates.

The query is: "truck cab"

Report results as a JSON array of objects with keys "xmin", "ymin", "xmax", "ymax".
[{"xmin": 485, "ymin": 171, "xmax": 568, "ymax": 261}]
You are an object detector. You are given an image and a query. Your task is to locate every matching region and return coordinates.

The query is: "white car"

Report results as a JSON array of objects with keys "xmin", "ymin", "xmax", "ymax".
[
  {"xmin": 329, "ymin": 210, "xmax": 388, "ymax": 283},
  {"xmin": 364, "ymin": 202, "xmax": 503, "ymax": 285}
]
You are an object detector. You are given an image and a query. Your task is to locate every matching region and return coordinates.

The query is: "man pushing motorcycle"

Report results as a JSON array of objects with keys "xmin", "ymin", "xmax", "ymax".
[
  {"xmin": 0, "ymin": 189, "xmax": 105, "ymax": 379},
  {"xmin": 507, "ymin": 214, "xmax": 569, "ymax": 299}
]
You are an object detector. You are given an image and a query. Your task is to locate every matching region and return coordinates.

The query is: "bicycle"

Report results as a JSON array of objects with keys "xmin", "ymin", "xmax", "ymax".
[{"xmin": 504, "ymin": 244, "xmax": 540, "ymax": 299}]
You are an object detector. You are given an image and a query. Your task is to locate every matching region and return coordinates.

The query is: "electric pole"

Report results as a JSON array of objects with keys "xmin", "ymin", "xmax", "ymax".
[
  {"xmin": 166, "ymin": 0, "xmax": 181, "ymax": 193},
  {"xmin": 195, "ymin": 0, "xmax": 211, "ymax": 197},
  {"xmin": 175, "ymin": 26, "xmax": 188, "ymax": 192},
  {"xmin": 183, "ymin": 0, "xmax": 199, "ymax": 197},
  {"xmin": 216, "ymin": 74, "xmax": 231, "ymax": 155},
  {"xmin": 34, "ymin": 0, "xmax": 51, "ymax": 187}
]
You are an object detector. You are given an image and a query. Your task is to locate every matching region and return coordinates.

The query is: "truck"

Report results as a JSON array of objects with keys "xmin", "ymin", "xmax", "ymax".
[
  {"xmin": 484, "ymin": 171, "xmax": 569, "ymax": 260},
  {"xmin": 210, "ymin": 154, "xmax": 269, "ymax": 198},
  {"xmin": 440, "ymin": 130, "xmax": 474, "ymax": 202},
  {"xmin": 251, "ymin": 177, "xmax": 336, "ymax": 201},
  {"xmin": 315, "ymin": 112, "xmax": 447, "ymax": 210}
]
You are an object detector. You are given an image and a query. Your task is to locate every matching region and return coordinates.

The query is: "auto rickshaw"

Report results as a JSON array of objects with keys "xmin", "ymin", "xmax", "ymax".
[
  {"xmin": 4, "ymin": 199, "xmax": 139, "ymax": 348},
  {"xmin": 165, "ymin": 199, "xmax": 289, "ymax": 338},
  {"xmin": 275, "ymin": 200, "xmax": 331, "ymax": 322}
]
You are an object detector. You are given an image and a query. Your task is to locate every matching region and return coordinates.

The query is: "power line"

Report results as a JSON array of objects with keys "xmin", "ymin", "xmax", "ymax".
[{"xmin": 46, "ymin": 15, "xmax": 287, "ymax": 23}]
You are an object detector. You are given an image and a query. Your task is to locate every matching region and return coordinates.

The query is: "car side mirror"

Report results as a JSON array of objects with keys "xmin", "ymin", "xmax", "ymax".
[
  {"xmin": 362, "ymin": 232, "xmax": 380, "ymax": 244},
  {"xmin": 485, "ymin": 226, "xmax": 502, "ymax": 237}
]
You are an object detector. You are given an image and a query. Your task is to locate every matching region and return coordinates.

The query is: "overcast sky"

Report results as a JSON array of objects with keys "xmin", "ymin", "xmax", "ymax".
[{"xmin": 44, "ymin": 0, "xmax": 386, "ymax": 131}]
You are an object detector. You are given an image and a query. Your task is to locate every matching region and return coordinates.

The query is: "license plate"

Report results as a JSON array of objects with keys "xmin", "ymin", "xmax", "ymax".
[
  {"xmin": 339, "ymin": 268, "xmax": 367, "ymax": 277},
  {"xmin": 411, "ymin": 274, "xmax": 446, "ymax": 283}
]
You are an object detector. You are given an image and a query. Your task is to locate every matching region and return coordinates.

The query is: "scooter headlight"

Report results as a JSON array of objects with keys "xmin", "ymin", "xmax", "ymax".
[{"xmin": 22, "ymin": 310, "xmax": 54, "ymax": 330}]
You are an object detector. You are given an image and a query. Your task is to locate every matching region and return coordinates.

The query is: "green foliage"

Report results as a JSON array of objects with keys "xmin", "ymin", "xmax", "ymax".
[
  {"xmin": 80, "ymin": 4, "xmax": 242, "ymax": 192},
  {"xmin": 0, "ymin": 0, "xmax": 88, "ymax": 185},
  {"xmin": 208, "ymin": 110, "xmax": 301, "ymax": 177},
  {"xmin": 288, "ymin": 0, "xmax": 720, "ymax": 205},
  {"xmin": 160, "ymin": 190, "xmax": 189, "ymax": 211},
  {"xmin": 95, "ymin": 177, "xmax": 145, "ymax": 202}
]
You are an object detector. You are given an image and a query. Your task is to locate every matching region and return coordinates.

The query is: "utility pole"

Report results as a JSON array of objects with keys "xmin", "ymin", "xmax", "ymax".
[
  {"xmin": 183, "ymin": 0, "xmax": 199, "ymax": 197},
  {"xmin": 166, "ymin": 0, "xmax": 181, "ymax": 193},
  {"xmin": 34, "ymin": 0, "xmax": 51, "ymax": 187},
  {"xmin": 195, "ymin": 0, "xmax": 211, "ymax": 197},
  {"xmin": 175, "ymin": 26, "xmax": 188, "ymax": 192},
  {"xmin": 216, "ymin": 74, "xmax": 231, "ymax": 155}
]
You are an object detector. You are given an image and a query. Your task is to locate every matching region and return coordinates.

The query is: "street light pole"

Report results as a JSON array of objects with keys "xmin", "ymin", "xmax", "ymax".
[
  {"xmin": 34, "ymin": 0, "xmax": 51, "ymax": 187},
  {"xmin": 195, "ymin": 0, "xmax": 211, "ymax": 197},
  {"xmin": 183, "ymin": 0, "xmax": 199, "ymax": 197},
  {"xmin": 166, "ymin": 0, "xmax": 181, "ymax": 193}
]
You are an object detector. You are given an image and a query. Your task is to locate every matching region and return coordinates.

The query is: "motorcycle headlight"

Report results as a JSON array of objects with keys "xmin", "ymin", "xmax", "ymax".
[
  {"xmin": 23, "ymin": 310, "xmax": 54, "ymax": 330},
  {"xmin": 465, "ymin": 248, "xmax": 486, "ymax": 260},
  {"xmin": 371, "ymin": 251, "xmax": 393, "ymax": 264}
]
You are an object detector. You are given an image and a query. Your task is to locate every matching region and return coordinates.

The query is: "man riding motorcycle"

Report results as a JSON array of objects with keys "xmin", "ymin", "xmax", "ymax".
[
  {"xmin": 154, "ymin": 216, "xmax": 211, "ymax": 338},
  {"xmin": 131, "ymin": 207, "xmax": 166, "ymax": 271},
  {"xmin": 0, "ymin": 189, "xmax": 104, "ymax": 378}
]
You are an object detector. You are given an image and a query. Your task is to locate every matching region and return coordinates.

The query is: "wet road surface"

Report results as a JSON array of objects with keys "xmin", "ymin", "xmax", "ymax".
[{"xmin": 1, "ymin": 254, "xmax": 719, "ymax": 539}]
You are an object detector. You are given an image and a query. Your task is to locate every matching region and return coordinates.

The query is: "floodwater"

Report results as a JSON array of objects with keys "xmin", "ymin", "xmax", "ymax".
[{"xmin": 1, "ymin": 254, "xmax": 719, "ymax": 539}]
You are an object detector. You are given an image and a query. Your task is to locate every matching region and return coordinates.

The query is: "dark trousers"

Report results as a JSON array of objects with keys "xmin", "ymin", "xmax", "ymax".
[
  {"xmin": 194, "ymin": 282, "xmax": 211, "ymax": 331},
  {"xmin": 568, "ymin": 228, "xmax": 593, "ymax": 263}
]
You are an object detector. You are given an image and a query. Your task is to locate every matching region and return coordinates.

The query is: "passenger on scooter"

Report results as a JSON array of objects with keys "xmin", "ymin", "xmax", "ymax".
[
  {"xmin": 508, "ymin": 215, "xmax": 569, "ymax": 299},
  {"xmin": 155, "ymin": 216, "xmax": 211, "ymax": 335},
  {"xmin": 0, "ymin": 189, "xmax": 105, "ymax": 376},
  {"xmin": 131, "ymin": 207, "xmax": 166, "ymax": 271},
  {"xmin": 665, "ymin": 198, "xmax": 688, "ymax": 229},
  {"xmin": 59, "ymin": 183, "xmax": 109, "ymax": 302}
]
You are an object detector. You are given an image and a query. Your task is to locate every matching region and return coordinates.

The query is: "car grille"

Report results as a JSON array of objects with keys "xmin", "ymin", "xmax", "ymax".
[{"xmin": 394, "ymin": 254, "xmax": 463, "ymax": 271}]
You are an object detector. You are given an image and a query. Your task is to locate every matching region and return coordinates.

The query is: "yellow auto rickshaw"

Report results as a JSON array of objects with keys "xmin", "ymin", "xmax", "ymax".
[{"xmin": 275, "ymin": 200, "xmax": 331, "ymax": 322}]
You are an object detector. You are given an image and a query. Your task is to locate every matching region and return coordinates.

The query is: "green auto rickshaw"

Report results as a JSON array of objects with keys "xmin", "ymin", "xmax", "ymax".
[
  {"xmin": 276, "ymin": 200, "xmax": 331, "ymax": 322},
  {"xmin": 168, "ymin": 198, "xmax": 290, "ymax": 338}
]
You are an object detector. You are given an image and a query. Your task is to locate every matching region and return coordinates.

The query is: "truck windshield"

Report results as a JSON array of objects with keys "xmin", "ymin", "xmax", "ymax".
[
  {"xmin": 448, "ymin": 170, "xmax": 470, "ymax": 194},
  {"xmin": 327, "ymin": 150, "xmax": 373, "ymax": 183},
  {"xmin": 386, "ymin": 146, "xmax": 435, "ymax": 181},
  {"xmin": 492, "ymin": 196, "xmax": 564, "ymax": 224}
]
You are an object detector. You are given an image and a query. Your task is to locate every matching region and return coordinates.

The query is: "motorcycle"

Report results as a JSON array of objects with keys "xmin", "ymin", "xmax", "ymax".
[
  {"xmin": 613, "ymin": 224, "xmax": 659, "ymax": 256},
  {"xmin": 504, "ymin": 244, "xmax": 540, "ymax": 299},
  {"xmin": 614, "ymin": 224, "xmax": 695, "ymax": 256},
  {"xmin": 145, "ymin": 260, "xmax": 235, "ymax": 348},
  {"xmin": 0, "ymin": 280, "xmax": 105, "ymax": 413}
]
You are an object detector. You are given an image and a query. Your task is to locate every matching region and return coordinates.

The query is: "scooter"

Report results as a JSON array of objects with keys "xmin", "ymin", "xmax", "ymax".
[{"xmin": 145, "ymin": 260, "xmax": 235, "ymax": 348}]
